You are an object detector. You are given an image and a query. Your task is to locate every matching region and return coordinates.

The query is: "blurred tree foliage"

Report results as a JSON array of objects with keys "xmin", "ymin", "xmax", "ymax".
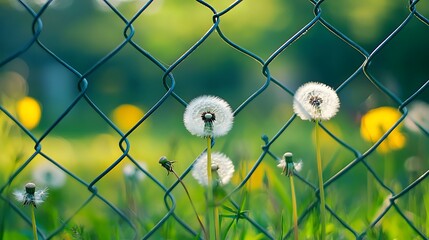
[{"xmin": 0, "ymin": 0, "xmax": 428, "ymax": 129}]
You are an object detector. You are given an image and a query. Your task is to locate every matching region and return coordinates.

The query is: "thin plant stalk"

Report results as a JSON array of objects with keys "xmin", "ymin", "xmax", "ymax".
[
  {"xmin": 170, "ymin": 170, "xmax": 207, "ymax": 239},
  {"xmin": 383, "ymin": 152, "xmax": 393, "ymax": 184},
  {"xmin": 289, "ymin": 175, "xmax": 298, "ymax": 240},
  {"xmin": 30, "ymin": 206, "xmax": 38, "ymax": 240},
  {"xmin": 206, "ymin": 136, "xmax": 219, "ymax": 240},
  {"xmin": 367, "ymin": 171, "xmax": 372, "ymax": 218},
  {"xmin": 214, "ymin": 204, "xmax": 220, "ymax": 240},
  {"xmin": 125, "ymin": 180, "xmax": 137, "ymax": 218},
  {"xmin": 315, "ymin": 121, "xmax": 326, "ymax": 240}
]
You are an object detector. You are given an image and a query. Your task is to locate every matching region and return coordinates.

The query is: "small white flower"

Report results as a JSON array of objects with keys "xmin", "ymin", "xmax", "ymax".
[
  {"xmin": 183, "ymin": 95, "xmax": 234, "ymax": 138},
  {"xmin": 293, "ymin": 82, "xmax": 340, "ymax": 121},
  {"xmin": 14, "ymin": 183, "xmax": 48, "ymax": 208},
  {"xmin": 32, "ymin": 163, "xmax": 66, "ymax": 188},
  {"xmin": 404, "ymin": 156, "xmax": 422, "ymax": 173},
  {"xmin": 192, "ymin": 152, "xmax": 235, "ymax": 186},
  {"xmin": 123, "ymin": 161, "xmax": 147, "ymax": 181},
  {"xmin": 404, "ymin": 101, "xmax": 429, "ymax": 134}
]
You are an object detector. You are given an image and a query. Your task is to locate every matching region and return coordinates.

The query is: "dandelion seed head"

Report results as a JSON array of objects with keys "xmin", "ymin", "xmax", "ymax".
[
  {"xmin": 14, "ymin": 182, "xmax": 48, "ymax": 208},
  {"xmin": 192, "ymin": 152, "xmax": 235, "ymax": 186},
  {"xmin": 293, "ymin": 82, "xmax": 340, "ymax": 121},
  {"xmin": 123, "ymin": 161, "xmax": 147, "ymax": 181},
  {"xmin": 32, "ymin": 163, "xmax": 67, "ymax": 188},
  {"xmin": 277, "ymin": 153, "xmax": 303, "ymax": 177},
  {"xmin": 404, "ymin": 156, "xmax": 422, "ymax": 173},
  {"xmin": 184, "ymin": 96, "xmax": 234, "ymax": 138},
  {"xmin": 404, "ymin": 101, "xmax": 429, "ymax": 134},
  {"xmin": 159, "ymin": 156, "xmax": 175, "ymax": 174}
]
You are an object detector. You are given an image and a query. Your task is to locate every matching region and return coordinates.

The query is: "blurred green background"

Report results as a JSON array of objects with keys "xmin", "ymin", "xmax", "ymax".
[
  {"xmin": 0, "ymin": 0, "xmax": 428, "ymax": 239},
  {"xmin": 1, "ymin": 0, "xmax": 428, "ymax": 131}
]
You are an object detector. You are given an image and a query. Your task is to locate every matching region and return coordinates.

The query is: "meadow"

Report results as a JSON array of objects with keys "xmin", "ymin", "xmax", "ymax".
[
  {"xmin": 0, "ymin": 0, "xmax": 428, "ymax": 239},
  {"xmin": 1, "ymin": 94, "xmax": 428, "ymax": 239}
]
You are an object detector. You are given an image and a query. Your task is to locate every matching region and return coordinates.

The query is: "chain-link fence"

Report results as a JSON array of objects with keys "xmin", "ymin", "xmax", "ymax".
[{"xmin": 1, "ymin": 0, "xmax": 428, "ymax": 239}]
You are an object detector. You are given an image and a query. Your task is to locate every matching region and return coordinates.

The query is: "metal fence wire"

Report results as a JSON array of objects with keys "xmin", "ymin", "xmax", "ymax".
[{"xmin": 1, "ymin": 0, "xmax": 429, "ymax": 239}]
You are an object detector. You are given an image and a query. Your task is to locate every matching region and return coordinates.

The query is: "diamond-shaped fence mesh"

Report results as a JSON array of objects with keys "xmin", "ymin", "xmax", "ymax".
[{"xmin": 0, "ymin": 0, "xmax": 428, "ymax": 239}]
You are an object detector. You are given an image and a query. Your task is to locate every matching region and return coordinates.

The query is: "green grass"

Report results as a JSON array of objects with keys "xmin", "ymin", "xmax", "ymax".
[{"xmin": 0, "ymin": 112, "xmax": 428, "ymax": 239}]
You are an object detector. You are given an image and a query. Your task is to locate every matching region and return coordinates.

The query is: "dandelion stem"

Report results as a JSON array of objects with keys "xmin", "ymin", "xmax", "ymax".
[
  {"xmin": 171, "ymin": 170, "xmax": 207, "ymax": 239},
  {"xmin": 383, "ymin": 152, "xmax": 392, "ymax": 184},
  {"xmin": 30, "ymin": 205, "xmax": 38, "ymax": 240},
  {"xmin": 207, "ymin": 137, "xmax": 213, "ymax": 193},
  {"xmin": 206, "ymin": 136, "xmax": 218, "ymax": 240},
  {"xmin": 214, "ymin": 204, "xmax": 220, "ymax": 240},
  {"xmin": 289, "ymin": 175, "xmax": 298, "ymax": 240},
  {"xmin": 315, "ymin": 121, "xmax": 326, "ymax": 240},
  {"xmin": 367, "ymin": 171, "xmax": 372, "ymax": 218}
]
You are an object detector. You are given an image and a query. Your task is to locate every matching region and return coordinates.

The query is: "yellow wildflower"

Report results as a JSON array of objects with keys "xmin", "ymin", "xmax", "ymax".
[
  {"xmin": 232, "ymin": 161, "xmax": 274, "ymax": 190},
  {"xmin": 16, "ymin": 96, "xmax": 42, "ymax": 130},
  {"xmin": 360, "ymin": 106, "xmax": 405, "ymax": 153},
  {"xmin": 112, "ymin": 104, "xmax": 144, "ymax": 131}
]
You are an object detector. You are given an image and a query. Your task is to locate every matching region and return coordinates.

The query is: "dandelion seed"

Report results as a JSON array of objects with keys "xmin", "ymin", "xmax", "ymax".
[
  {"xmin": 192, "ymin": 152, "xmax": 235, "ymax": 186},
  {"xmin": 123, "ymin": 161, "xmax": 147, "ymax": 181},
  {"xmin": 184, "ymin": 95, "xmax": 234, "ymax": 138},
  {"xmin": 14, "ymin": 183, "xmax": 48, "ymax": 208},
  {"xmin": 32, "ymin": 163, "xmax": 66, "ymax": 188},
  {"xmin": 293, "ymin": 82, "xmax": 340, "ymax": 121}
]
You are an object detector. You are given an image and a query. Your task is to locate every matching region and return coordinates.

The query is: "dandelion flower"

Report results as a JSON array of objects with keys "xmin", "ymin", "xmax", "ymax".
[
  {"xmin": 404, "ymin": 101, "xmax": 429, "ymax": 134},
  {"xmin": 293, "ymin": 82, "xmax": 340, "ymax": 121},
  {"xmin": 16, "ymin": 96, "xmax": 42, "ymax": 129},
  {"xmin": 32, "ymin": 163, "xmax": 66, "ymax": 188},
  {"xmin": 360, "ymin": 106, "xmax": 405, "ymax": 153},
  {"xmin": 233, "ymin": 161, "xmax": 274, "ymax": 190},
  {"xmin": 112, "ymin": 104, "xmax": 145, "ymax": 131},
  {"xmin": 14, "ymin": 183, "xmax": 48, "ymax": 208},
  {"xmin": 192, "ymin": 152, "xmax": 235, "ymax": 186},
  {"xmin": 123, "ymin": 161, "xmax": 147, "ymax": 181},
  {"xmin": 184, "ymin": 95, "xmax": 234, "ymax": 138},
  {"xmin": 293, "ymin": 82, "xmax": 338, "ymax": 239}
]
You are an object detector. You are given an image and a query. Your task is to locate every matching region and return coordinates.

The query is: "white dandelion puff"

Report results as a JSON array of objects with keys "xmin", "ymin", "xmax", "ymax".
[
  {"xmin": 32, "ymin": 163, "xmax": 66, "ymax": 189},
  {"xmin": 293, "ymin": 82, "xmax": 340, "ymax": 121},
  {"xmin": 404, "ymin": 101, "xmax": 429, "ymax": 134},
  {"xmin": 123, "ymin": 161, "xmax": 147, "ymax": 181},
  {"xmin": 184, "ymin": 95, "xmax": 234, "ymax": 138},
  {"xmin": 192, "ymin": 152, "xmax": 235, "ymax": 186},
  {"xmin": 14, "ymin": 183, "xmax": 48, "ymax": 208},
  {"xmin": 404, "ymin": 156, "xmax": 422, "ymax": 173}
]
